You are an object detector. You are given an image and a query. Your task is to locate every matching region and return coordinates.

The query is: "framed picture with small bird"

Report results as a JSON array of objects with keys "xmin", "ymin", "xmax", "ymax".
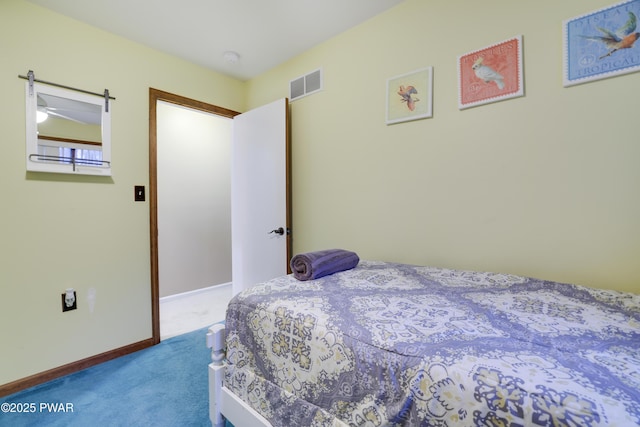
[
  {"xmin": 386, "ymin": 67, "xmax": 433, "ymax": 125},
  {"xmin": 563, "ymin": 0, "xmax": 640, "ymax": 87},
  {"xmin": 458, "ymin": 35, "xmax": 524, "ymax": 110}
]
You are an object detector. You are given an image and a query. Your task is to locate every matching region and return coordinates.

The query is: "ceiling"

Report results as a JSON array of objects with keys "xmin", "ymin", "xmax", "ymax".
[{"xmin": 27, "ymin": 0, "xmax": 405, "ymax": 81}]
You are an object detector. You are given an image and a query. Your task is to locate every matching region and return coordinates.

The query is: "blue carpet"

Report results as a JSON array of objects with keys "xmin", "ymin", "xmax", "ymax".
[{"xmin": 0, "ymin": 327, "xmax": 213, "ymax": 427}]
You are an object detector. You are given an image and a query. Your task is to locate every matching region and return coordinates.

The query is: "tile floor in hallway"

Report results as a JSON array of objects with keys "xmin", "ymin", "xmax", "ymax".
[{"xmin": 160, "ymin": 283, "xmax": 232, "ymax": 340}]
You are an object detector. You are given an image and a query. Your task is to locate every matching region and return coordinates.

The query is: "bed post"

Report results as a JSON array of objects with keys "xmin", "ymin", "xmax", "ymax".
[{"xmin": 207, "ymin": 323, "xmax": 226, "ymax": 427}]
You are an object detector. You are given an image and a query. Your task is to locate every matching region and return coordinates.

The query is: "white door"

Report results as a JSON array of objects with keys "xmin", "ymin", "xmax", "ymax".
[{"xmin": 231, "ymin": 98, "xmax": 290, "ymax": 295}]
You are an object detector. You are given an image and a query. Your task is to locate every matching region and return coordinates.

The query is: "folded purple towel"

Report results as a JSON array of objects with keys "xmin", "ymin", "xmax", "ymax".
[{"xmin": 290, "ymin": 249, "xmax": 360, "ymax": 281}]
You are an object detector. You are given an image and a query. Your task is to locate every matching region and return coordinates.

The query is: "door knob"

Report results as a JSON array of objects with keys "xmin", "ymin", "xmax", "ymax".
[{"xmin": 269, "ymin": 227, "xmax": 285, "ymax": 236}]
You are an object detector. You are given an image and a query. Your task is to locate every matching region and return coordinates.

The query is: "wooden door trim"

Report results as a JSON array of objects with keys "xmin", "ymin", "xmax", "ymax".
[
  {"xmin": 284, "ymin": 98, "xmax": 292, "ymax": 273},
  {"xmin": 148, "ymin": 88, "xmax": 240, "ymax": 344}
]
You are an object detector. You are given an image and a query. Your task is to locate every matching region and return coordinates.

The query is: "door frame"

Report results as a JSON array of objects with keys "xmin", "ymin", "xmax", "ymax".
[{"xmin": 149, "ymin": 88, "xmax": 240, "ymax": 344}]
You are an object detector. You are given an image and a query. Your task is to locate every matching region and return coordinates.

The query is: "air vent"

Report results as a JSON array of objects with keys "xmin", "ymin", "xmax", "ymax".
[{"xmin": 289, "ymin": 68, "xmax": 323, "ymax": 101}]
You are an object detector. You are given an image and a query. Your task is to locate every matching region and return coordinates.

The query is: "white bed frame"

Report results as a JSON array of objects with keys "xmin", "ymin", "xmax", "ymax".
[{"xmin": 206, "ymin": 324, "xmax": 273, "ymax": 427}]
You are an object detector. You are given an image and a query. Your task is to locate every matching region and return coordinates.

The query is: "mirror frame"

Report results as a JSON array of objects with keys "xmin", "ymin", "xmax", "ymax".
[{"xmin": 26, "ymin": 82, "xmax": 112, "ymax": 176}]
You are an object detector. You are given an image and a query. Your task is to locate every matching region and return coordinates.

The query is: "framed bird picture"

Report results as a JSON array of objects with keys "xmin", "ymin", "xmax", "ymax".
[
  {"xmin": 563, "ymin": 0, "xmax": 640, "ymax": 87},
  {"xmin": 386, "ymin": 67, "xmax": 433, "ymax": 125},
  {"xmin": 457, "ymin": 35, "xmax": 524, "ymax": 110}
]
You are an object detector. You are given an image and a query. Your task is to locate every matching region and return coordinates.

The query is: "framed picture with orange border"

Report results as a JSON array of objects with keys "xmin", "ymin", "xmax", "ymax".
[
  {"xmin": 458, "ymin": 35, "xmax": 524, "ymax": 110},
  {"xmin": 386, "ymin": 67, "xmax": 433, "ymax": 125}
]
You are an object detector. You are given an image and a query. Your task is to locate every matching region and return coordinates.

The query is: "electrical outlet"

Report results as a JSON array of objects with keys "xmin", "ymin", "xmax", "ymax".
[{"xmin": 62, "ymin": 290, "xmax": 77, "ymax": 312}]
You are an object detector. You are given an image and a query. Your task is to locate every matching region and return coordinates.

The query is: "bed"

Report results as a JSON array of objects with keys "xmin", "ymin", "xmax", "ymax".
[{"xmin": 207, "ymin": 260, "xmax": 640, "ymax": 426}]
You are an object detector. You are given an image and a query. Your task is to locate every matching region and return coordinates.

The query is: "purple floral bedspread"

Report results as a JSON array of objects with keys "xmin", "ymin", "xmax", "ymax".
[{"xmin": 224, "ymin": 261, "xmax": 640, "ymax": 426}]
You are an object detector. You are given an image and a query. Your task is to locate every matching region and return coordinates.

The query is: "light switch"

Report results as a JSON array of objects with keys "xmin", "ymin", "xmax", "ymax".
[{"xmin": 134, "ymin": 185, "xmax": 145, "ymax": 202}]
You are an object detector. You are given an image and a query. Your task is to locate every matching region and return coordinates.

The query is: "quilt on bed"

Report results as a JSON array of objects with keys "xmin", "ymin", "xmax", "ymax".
[{"xmin": 224, "ymin": 261, "xmax": 640, "ymax": 427}]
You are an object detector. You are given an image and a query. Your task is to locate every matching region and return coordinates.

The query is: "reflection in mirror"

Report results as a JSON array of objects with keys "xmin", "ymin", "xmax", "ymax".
[{"xmin": 26, "ymin": 82, "xmax": 111, "ymax": 175}]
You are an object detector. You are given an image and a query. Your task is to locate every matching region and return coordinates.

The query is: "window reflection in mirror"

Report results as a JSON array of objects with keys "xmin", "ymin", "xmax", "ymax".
[{"xmin": 26, "ymin": 82, "xmax": 111, "ymax": 175}]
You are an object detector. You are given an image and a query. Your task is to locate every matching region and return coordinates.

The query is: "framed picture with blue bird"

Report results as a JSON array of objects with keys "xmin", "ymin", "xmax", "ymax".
[
  {"xmin": 457, "ymin": 35, "xmax": 524, "ymax": 110},
  {"xmin": 385, "ymin": 67, "xmax": 433, "ymax": 125},
  {"xmin": 563, "ymin": 0, "xmax": 640, "ymax": 87}
]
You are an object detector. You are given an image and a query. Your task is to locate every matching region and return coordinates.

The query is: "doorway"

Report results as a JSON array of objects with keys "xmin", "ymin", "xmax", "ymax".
[
  {"xmin": 149, "ymin": 88, "xmax": 240, "ymax": 344},
  {"xmin": 156, "ymin": 101, "xmax": 231, "ymax": 298}
]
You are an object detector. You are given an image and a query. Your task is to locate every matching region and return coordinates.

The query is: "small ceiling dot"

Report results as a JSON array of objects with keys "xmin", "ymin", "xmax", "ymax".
[{"xmin": 223, "ymin": 51, "xmax": 240, "ymax": 64}]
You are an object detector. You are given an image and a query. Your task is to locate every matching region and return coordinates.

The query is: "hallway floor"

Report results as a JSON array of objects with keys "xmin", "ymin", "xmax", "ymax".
[{"xmin": 160, "ymin": 283, "xmax": 232, "ymax": 340}]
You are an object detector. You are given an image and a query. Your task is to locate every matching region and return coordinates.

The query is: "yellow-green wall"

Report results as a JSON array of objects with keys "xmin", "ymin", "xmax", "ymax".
[
  {"xmin": 0, "ymin": 0, "xmax": 245, "ymax": 386},
  {"xmin": 249, "ymin": 0, "xmax": 640, "ymax": 293},
  {"xmin": 39, "ymin": 117, "xmax": 102, "ymax": 143},
  {"xmin": 2, "ymin": 0, "xmax": 639, "ymax": 390}
]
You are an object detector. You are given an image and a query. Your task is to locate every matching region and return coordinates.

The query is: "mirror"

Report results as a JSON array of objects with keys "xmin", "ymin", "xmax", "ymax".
[{"xmin": 26, "ymin": 82, "xmax": 111, "ymax": 175}]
